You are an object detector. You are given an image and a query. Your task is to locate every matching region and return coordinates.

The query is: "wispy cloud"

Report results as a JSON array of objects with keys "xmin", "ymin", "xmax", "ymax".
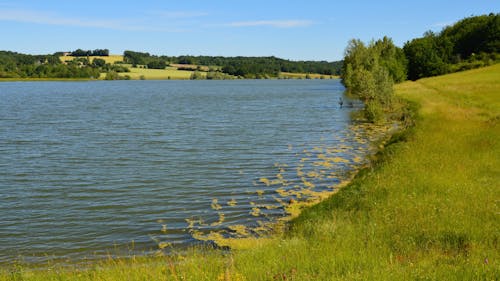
[
  {"xmin": 149, "ymin": 10, "xmax": 208, "ymax": 19},
  {"xmin": 226, "ymin": 20, "xmax": 314, "ymax": 28},
  {"xmin": 0, "ymin": 8, "xmax": 188, "ymax": 32}
]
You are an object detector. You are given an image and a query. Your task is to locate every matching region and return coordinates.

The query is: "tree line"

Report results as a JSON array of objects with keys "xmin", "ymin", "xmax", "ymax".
[
  {"xmin": 0, "ymin": 51, "xmax": 115, "ymax": 79},
  {"xmin": 341, "ymin": 13, "xmax": 499, "ymax": 123},
  {"xmin": 66, "ymin": 49, "xmax": 110, "ymax": 57},
  {"xmin": 404, "ymin": 13, "xmax": 499, "ymax": 80},
  {"xmin": 123, "ymin": 51, "xmax": 342, "ymax": 77}
]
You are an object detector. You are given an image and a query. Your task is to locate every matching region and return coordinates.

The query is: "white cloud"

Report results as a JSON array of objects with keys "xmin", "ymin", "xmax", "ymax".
[
  {"xmin": 0, "ymin": 9, "xmax": 189, "ymax": 32},
  {"xmin": 226, "ymin": 20, "xmax": 314, "ymax": 28},
  {"xmin": 149, "ymin": 10, "xmax": 208, "ymax": 19}
]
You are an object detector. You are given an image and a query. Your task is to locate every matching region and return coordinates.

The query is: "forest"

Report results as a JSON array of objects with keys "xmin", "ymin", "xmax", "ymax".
[
  {"xmin": 404, "ymin": 13, "xmax": 499, "ymax": 80},
  {"xmin": 0, "ymin": 51, "xmax": 101, "ymax": 79},
  {"xmin": 341, "ymin": 13, "xmax": 499, "ymax": 122}
]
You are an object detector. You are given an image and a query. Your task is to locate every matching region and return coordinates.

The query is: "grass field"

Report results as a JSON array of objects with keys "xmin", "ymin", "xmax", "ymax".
[
  {"xmin": 60, "ymin": 55, "xmax": 124, "ymax": 64},
  {"xmin": 1, "ymin": 65, "xmax": 498, "ymax": 280},
  {"xmin": 110, "ymin": 67, "xmax": 198, "ymax": 80}
]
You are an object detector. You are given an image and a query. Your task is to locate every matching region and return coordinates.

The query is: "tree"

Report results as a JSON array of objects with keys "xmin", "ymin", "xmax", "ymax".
[
  {"xmin": 404, "ymin": 34, "xmax": 449, "ymax": 80},
  {"xmin": 190, "ymin": 71, "xmax": 204, "ymax": 80},
  {"xmin": 123, "ymin": 50, "xmax": 151, "ymax": 65},
  {"xmin": 373, "ymin": 36, "xmax": 408, "ymax": 82},
  {"xmin": 147, "ymin": 60, "xmax": 167, "ymax": 69},
  {"xmin": 404, "ymin": 13, "xmax": 499, "ymax": 80},
  {"xmin": 341, "ymin": 38, "xmax": 399, "ymax": 122},
  {"xmin": 92, "ymin": 58, "xmax": 106, "ymax": 68}
]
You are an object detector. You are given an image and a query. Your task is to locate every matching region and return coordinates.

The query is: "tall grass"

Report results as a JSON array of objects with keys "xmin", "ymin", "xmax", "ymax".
[{"xmin": 1, "ymin": 64, "xmax": 499, "ymax": 280}]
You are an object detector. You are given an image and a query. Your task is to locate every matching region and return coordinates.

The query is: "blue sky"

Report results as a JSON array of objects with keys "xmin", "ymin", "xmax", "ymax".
[{"xmin": 0, "ymin": 1, "xmax": 498, "ymax": 61}]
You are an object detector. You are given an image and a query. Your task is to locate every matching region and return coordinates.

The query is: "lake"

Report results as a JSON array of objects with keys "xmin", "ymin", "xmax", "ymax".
[{"xmin": 0, "ymin": 79, "xmax": 382, "ymax": 264}]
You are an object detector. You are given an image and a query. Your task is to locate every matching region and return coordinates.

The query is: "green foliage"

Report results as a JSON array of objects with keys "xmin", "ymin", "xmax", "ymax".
[
  {"xmin": 104, "ymin": 71, "xmax": 130, "ymax": 80},
  {"xmin": 404, "ymin": 33, "xmax": 451, "ymax": 80},
  {"xmin": 92, "ymin": 58, "xmax": 106, "ymax": 68},
  {"xmin": 108, "ymin": 65, "xmax": 130, "ymax": 73},
  {"xmin": 205, "ymin": 71, "xmax": 233, "ymax": 80},
  {"xmin": 124, "ymin": 50, "xmax": 342, "ymax": 78},
  {"xmin": 404, "ymin": 13, "xmax": 499, "ymax": 80},
  {"xmin": 0, "ymin": 50, "xmax": 100, "ymax": 79},
  {"xmin": 364, "ymin": 100, "xmax": 385, "ymax": 123},
  {"xmin": 442, "ymin": 13, "xmax": 500, "ymax": 59},
  {"xmin": 146, "ymin": 60, "xmax": 166, "ymax": 69},
  {"xmin": 70, "ymin": 49, "xmax": 109, "ymax": 56},
  {"xmin": 189, "ymin": 70, "xmax": 204, "ymax": 80},
  {"xmin": 123, "ymin": 50, "xmax": 151, "ymax": 65},
  {"xmin": 341, "ymin": 37, "xmax": 401, "ymax": 122},
  {"xmin": 373, "ymin": 37, "xmax": 408, "ymax": 83}
]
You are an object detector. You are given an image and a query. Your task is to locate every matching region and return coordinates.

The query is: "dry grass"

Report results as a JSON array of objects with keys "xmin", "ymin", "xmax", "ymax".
[
  {"xmin": 60, "ymin": 55, "xmax": 124, "ymax": 64},
  {"xmin": 122, "ymin": 67, "xmax": 199, "ymax": 80}
]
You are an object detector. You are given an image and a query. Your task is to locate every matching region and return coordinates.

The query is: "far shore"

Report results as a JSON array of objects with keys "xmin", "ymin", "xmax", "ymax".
[{"xmin": 0, "ymin": 74, "xmax": 340, "ymax": 82}]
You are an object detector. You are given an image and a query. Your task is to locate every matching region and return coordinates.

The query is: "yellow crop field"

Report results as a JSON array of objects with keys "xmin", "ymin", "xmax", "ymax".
[
  {"xmin": 119, "ymin": 67, "xmax": 200, "ymax": 80},
  {"xmin": 60, "ymin": 55, "xmax": 124, "ymax": 64}
]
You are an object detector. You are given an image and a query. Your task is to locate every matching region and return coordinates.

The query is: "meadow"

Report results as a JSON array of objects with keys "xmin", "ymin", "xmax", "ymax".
[
  {"xmin": 59, "ymin": 55, "xmax": 125, "ymax": 64},
  {"xmin": 1, "ymin": 64, "xmax": 498, "ymax": 280},
  {"xmin": 108, "ymin": 67, "xmax": 197, "ymax": 80}
]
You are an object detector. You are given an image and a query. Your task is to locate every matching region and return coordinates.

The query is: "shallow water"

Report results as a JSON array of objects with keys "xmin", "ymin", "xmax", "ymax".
[{"xmin": 0, "ymin": 79, "xmax": 377, "ymax": 263}]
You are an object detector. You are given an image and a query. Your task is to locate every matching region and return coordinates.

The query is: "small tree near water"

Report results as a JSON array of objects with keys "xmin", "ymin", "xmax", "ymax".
[{"xmin": 341, "ymin": 37, "xmax": 404, "ymax": 122}]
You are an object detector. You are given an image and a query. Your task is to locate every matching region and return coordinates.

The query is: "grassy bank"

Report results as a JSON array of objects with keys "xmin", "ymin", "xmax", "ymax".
[{"xmin": 2, "ymin": 65, "xmax": 499, "ymax": 280}]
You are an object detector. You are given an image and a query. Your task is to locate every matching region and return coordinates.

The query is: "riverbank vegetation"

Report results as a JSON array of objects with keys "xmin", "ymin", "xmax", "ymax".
[{"xmin": 341, "ymin": 37, "xmax": 407, "ymax": 122}]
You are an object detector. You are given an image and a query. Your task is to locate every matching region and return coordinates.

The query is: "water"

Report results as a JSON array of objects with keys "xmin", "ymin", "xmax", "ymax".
[{"xmin": 0, "ymin": 79, "xmax": 375, "ymax": 264}]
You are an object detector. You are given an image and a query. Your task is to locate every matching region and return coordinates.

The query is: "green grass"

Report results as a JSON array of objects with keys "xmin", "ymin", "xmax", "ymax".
[{"xmin": 1, "ymin": 64, "xmax": 499, "ymax": 280}]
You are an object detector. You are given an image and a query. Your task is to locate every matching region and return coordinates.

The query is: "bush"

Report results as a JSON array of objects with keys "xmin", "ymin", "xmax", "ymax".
[
  {"xmin": 364, "ymin": 100, "xmax": 385, "ymax": 123},
  {"xmin": 104, "ymin": 71, "xmax": 120, "ymax": 80},
  {"xmin": 341, "ymin": 37, "xmax": 401, "ymax": 122},
  {"xmin": 190, "ymin": 71, "xmax": 204, "ymax": 80},
  {"xmin": 147, "ymin": 60, "xmax": 166, "ymax": 69}
]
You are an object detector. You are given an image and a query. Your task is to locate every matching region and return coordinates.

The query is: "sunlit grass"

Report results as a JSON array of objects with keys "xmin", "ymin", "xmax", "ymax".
[
  {"xmin": 121, "ymin": 67, "xmax": 198, "ymax": 80},
  {"xmin": 60, "ymin": 55, "xmax": 124, "ymax": 64},
  {"xmin": 2, "ymin": 64, "xmax": 498, "ymax": 280}
]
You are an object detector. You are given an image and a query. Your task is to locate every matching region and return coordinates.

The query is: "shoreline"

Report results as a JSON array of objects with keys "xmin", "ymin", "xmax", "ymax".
[
  {"xmin": 186, "ymin": 119, "xmax": 402, "ymax": 251},
  {"xmin": 2, "ymin": 65, "xmax": 498, "ymax": 279},
  {"xmin": 0, "ymin": 75, "xmax": 340, "ymax": 82}
]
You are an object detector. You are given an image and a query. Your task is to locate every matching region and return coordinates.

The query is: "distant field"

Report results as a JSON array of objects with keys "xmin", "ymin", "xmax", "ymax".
[
  {"xmin": 170, "ymin": 64, "xmax": 212, "ymax": 71},
  {"xmin": 56, "ymin": 56, "xmax": 334, "ymax": 80},
  {"xmin": 280, "ymin": 72, "xmax": 337, "ymax": 79},
  {"xmin": 60, "ymin": 55, "xmax": 124, "ymax": 64},
  {"xmin": 117, "ymin": 67, "xmax": 199, "ymax": 80}
]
